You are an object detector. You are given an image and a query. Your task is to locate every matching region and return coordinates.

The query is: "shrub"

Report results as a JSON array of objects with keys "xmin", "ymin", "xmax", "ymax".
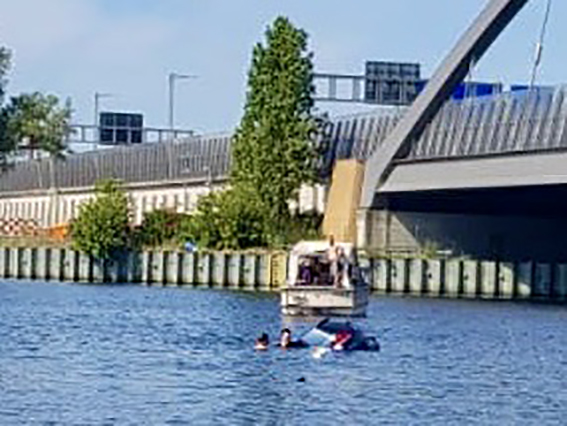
[
  {"xmin": 70, "ymin": 180, "xmax": 131, "ymax": 259},
  {"xmin": 135, "ymin": 209, "xmax": 188, "ymax": 248},
  {"xmin": 180, "ymin": 188, "xmax": 266, "ymax": 250}
]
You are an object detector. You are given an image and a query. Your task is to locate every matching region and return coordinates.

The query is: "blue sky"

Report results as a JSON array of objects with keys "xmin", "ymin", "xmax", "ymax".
[{"xmin": 0, "ymin": 0, "xmax": 564, "ymax": 134}]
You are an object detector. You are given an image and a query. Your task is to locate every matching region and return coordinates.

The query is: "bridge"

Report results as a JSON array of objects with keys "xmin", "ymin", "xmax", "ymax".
[
  {"xmin": 349, "ymin": 0, "xmax": 567, "ymax": 261},
  {"xmin": 354, "ymin": 86, "xmax": 567, "ymax": 261}
]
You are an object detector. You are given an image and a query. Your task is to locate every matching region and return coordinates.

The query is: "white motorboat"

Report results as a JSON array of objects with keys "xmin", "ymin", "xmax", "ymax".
[{"xmin": 281, "ymin": 241, "xmax": 369, "ymax": 317}]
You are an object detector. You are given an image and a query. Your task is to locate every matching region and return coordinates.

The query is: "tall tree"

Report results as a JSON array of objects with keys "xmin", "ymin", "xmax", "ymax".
[
  {"xmin": 231, "ymin": 16, "xmax": 318, "ymax": 242},
  {"xmin": 1, "ymin": 92, "xmax": 73, "ymax": 160}
]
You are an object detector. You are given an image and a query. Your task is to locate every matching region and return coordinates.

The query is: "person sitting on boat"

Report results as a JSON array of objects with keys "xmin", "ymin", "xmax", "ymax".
[
  {"xmin": 312, "ymin": 257, "xmax": 324, "ymax": 285},
  {"xmin": 298, "ymin": 258, "xmax": 312, "ymax": 285},
  {"xmin": 279, "ymin": 328, "xmax": 308, "ymax": 349},
  {"xmin": 254, "ymin": 333, "xmax": 270, "ymax": 351}
]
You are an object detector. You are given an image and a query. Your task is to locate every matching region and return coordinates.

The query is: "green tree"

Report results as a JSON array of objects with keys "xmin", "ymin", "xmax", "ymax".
[
  {"xmin": 1, "ymin": 92, "xmax": 72, "ymax": 160},
  {"xmin": 231, "ymin": 16, "xmax": 319, "ymax": 244},
  {"xmin": 70, "ymin": 180, "xmax": 132, "ymax": 259}
]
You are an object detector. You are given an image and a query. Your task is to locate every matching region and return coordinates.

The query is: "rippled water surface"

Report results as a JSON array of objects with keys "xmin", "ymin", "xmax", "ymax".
[{"xmin": 2, "ymin": 281, "xmax": 567, "ymax": 425}]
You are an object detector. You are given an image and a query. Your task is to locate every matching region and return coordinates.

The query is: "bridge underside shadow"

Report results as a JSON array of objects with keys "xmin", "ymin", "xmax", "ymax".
[{"xmin": 363, "ymin": 185, "xmax": 567, "ymax": 262}]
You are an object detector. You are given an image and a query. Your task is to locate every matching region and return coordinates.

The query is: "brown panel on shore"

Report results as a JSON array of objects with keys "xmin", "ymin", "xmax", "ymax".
[{"xmin": 323, "ymin": 159, "xmax": 365, "ymax": 243}]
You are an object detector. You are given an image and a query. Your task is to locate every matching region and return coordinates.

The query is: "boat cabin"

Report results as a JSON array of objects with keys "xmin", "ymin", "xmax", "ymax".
[{"xmin": 288, "ymin": 241, "xmax": 359, "ymax": 289}]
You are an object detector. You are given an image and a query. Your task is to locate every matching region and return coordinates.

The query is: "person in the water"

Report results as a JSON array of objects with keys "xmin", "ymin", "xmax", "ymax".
[
  {"xmin": 255, "ymin": 333, "xmax": 270, "ymax": 350},
  {"xmin": 280, "ymin": 328, "xmax": 292, "ymax": 348},
  {"xmin": 279, "ymin": 328, "xmax": 308, "ymax": 349}
]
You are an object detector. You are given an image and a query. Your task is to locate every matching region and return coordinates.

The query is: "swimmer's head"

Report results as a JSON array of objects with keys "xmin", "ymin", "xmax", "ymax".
[{"xmin": 255, "ymin": 333, "xmax": 269, "ymax": 350}]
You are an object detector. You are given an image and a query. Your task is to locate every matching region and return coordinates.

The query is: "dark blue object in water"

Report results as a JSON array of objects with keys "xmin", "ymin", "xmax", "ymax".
[{"xmin": 299, "ymin": 318, "xmax": 380, "ymax": 351}]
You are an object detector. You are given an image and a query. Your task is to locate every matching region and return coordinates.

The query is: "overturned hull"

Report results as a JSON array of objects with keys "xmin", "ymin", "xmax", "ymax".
[{"xmin": 281, "ymin": 285, "xmax": 369, "ymax": 317}]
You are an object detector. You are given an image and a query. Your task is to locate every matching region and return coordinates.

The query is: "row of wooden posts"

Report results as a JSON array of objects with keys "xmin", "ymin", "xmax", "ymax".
[
  {"xmin": 0, "ymin": 247, "xmax": 566, "ymax": 301},
  {"xmin": 0, "ymin": 248, "xmax": 287, "ymax": 290}
]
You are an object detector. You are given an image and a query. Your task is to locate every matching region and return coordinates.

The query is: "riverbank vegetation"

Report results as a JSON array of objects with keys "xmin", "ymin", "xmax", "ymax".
[{"xmin": 68, "ymin": 179, "xmax": 323, "ymax": 259}]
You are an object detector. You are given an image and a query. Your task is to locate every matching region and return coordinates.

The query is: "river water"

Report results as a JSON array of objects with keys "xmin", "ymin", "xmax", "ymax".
[{"xmin": 1, "ymin": 281, "xmax": 567, "ymax": 425}]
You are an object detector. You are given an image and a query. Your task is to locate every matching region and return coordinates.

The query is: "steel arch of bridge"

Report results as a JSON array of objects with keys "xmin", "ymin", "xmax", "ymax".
[{"xmin": 360, "ymin": 0, "xmax": 530, "ymax": 208}]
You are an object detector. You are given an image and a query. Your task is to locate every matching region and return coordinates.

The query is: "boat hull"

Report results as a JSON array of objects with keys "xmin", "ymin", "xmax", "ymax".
[{"xmin": 280, "ymin": 285, "xmax": 368, "ymax": 317}]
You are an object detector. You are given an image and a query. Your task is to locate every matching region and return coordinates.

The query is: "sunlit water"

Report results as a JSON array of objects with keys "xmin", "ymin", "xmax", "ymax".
[{"xmin": 1, "ymin": 281, "xmax": 567, "ymax": 425}]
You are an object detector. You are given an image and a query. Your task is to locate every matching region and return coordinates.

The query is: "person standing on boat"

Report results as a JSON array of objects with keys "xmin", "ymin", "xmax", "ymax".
[
  {"xmin": 335, "ymin": 246, "xmax": 348, "ymax": 288},
  {"xmin": 327, "ymin": 235, "xmax": 340, "ymax": 286}
]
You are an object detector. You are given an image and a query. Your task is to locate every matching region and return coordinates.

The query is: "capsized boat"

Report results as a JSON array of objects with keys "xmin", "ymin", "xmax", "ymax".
[
  {"xmin": 280, "ymin": 241, "xmax": 369, "ymax": 317},
  {"xmin": 299, "ymin": 318, "xmax": 379, "ymax": 351}
]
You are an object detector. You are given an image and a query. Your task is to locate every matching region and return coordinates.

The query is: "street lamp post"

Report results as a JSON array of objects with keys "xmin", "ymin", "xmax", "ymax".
[
  {"xmin": 93, "ymin": 92, "xmax": 113, "ymax": 182},
  {"xmin": 168, "ymin": 72, "xmax": 196, "ymax": 135},
  {"xmin": 94, "ymin": 92, "xmax": 113, "ymax": 127},
  {"xmin": 93, "ymin": 92, "xmax": 113, "ymax": 148},
  {"xmin": 167, "ymin": 72, "xmax": 196, "ymax": 181}
]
